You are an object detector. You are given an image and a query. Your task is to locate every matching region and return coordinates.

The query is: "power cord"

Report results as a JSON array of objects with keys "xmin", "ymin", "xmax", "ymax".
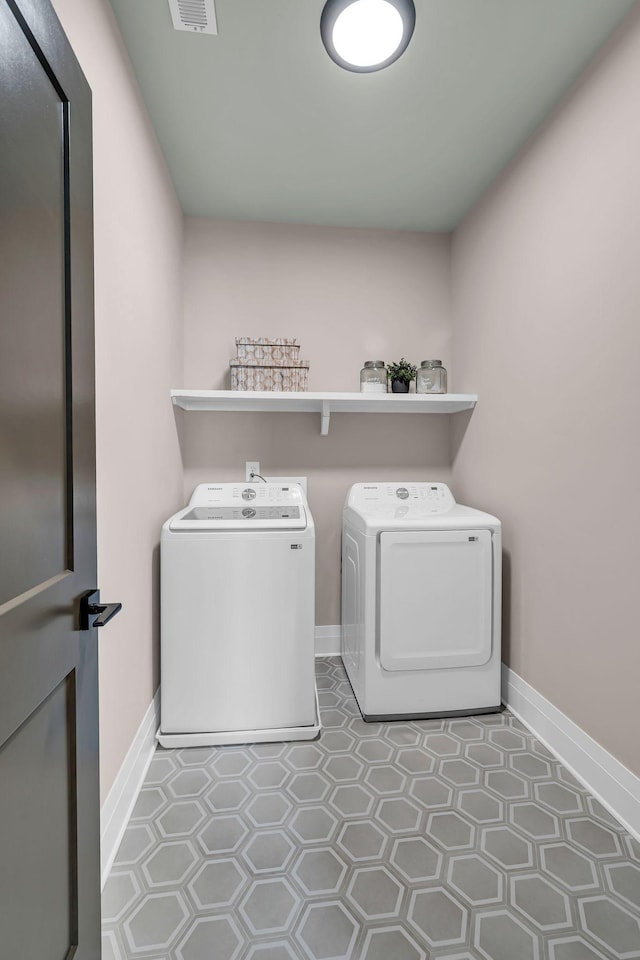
[{"xmin": 250, "ymin": 472, "xmax": 268, "ymax": 483}]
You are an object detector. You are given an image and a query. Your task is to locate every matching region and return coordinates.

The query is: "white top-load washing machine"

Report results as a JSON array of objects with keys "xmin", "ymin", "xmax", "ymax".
[
  {"xmin": 159, "ymin": 482, "xmax": 319, "ymax": 747},
  {"xmin": 342, "ymin": 482, "xmax": 501, "ymax": 721}
]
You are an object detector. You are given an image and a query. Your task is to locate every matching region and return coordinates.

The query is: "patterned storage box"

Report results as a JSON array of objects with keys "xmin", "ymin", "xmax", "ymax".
[
  {"xmin": 235, "ymin": 337, "xmax": 300, "ymax": 362},
  {"xmin": 230, "ymin": 358, "xmax": 309, "ymax": 392}
]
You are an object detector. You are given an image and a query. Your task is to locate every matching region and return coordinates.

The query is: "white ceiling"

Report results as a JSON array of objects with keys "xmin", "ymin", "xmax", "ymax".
[{"xmin": 108, "ymin": 0, "xmax": 636, "ymax": 231}]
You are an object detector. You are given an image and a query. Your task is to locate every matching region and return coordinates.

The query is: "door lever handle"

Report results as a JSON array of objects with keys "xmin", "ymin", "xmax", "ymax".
[
  {"xmin": 89, "ymin": 602, "xmax": 122, "ymax": 627},
  {"xmin": 79, "ymin": 589, "xmax": 123, "ymax": 630}
]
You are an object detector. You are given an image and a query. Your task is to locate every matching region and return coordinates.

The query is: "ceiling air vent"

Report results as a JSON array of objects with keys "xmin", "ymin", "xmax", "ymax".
[{"xmin": 167, "ymin": 0, "xmax": 218, "ymax": 35}]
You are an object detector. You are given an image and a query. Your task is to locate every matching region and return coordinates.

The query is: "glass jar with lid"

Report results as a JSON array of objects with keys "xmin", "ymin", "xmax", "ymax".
[
  {"xmin": 416, "ymin": 360, "xmax": 447, "ymax": 394},
  {"xmin": 360, "ymin": 361, "xmax": 387, "ymax": 393}
]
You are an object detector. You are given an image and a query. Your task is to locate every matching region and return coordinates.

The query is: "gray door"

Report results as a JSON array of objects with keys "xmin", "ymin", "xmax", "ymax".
[{"xmin": 0, "ymin": 0, "xmax": 102, "ymax": 956}]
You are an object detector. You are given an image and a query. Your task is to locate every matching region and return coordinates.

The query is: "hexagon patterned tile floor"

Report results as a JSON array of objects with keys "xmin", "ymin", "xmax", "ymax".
[{"xmin": 103, "ymin": 658, "xmax": 640, "ymax": 959}]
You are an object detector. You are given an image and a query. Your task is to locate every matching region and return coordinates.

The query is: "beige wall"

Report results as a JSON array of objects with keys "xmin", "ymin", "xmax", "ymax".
[
  {"xmin": 182, "ymin": 219, "xmax": 452, "ymax": 624},
  {"xmin": 451, "ymin": 11, "xmax": 640, "ymax": 775},
  {"xmin": 52, "ymin": 0, "xmax": 185, "ymax": 800}
]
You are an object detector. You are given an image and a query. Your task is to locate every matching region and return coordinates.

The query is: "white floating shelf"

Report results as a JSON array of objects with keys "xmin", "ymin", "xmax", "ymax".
[{"xmin": 172, "ymin": 390, "xmax": 477, "ymax": 436}]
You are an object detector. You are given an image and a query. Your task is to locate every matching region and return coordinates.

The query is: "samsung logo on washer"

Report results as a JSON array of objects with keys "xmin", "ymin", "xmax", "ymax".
[{"xmin": 291, "ymin": 544, "xmax": 303, "ymax": 550}]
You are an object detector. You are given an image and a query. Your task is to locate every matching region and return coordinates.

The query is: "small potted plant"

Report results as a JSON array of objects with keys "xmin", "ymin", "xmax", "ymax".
[{"xmin": 387, "ymin": 358, "xmax": 417, "ymax": 393}]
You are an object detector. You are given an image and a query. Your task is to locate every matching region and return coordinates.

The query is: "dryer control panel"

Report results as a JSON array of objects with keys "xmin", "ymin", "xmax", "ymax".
[{"xmin": 346, "ymin": 482, "xmax": 456, "ymax": 516}]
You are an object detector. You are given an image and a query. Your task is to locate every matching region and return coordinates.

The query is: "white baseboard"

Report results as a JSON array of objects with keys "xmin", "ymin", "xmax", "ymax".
[
  {"xmin": 100, "ymin": 690, "xmax": 160, "ymax": 888},
  {"xmin": 503, "ymin": 665, "xmax": 640, "ymax": 841},
  {"xmin": 315, "ymin": 625, "xmax": 341, "ymax": 657}
]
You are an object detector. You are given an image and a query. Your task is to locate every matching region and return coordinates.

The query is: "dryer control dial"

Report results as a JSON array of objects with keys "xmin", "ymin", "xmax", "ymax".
[
  {"xmin": 396, "ymin": 488, "xmax": 409, "ymax": 500},
  {"xmin": 242, "ymin": 488, "xmax": 257, "ymax": 500}
]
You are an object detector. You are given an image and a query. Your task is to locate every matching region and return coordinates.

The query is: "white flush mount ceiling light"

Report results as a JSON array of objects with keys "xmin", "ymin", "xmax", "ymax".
[{"xmin": 321, "ymin": 0, "xmax": 416, "ymax": 73}]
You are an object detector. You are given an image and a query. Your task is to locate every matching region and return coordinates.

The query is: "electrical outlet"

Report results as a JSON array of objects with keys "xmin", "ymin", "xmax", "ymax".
[{"xmin": 245, "ymin": 461, "xmax": 260, "ymax": 482}]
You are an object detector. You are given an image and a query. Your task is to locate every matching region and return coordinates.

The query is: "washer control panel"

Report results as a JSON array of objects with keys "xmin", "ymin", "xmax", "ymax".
[
  {"xmin": 189, "ymin": 483, "xmax": 305, "ymax": 508},
  {"xmin": 347, "ymin": 482, "xmax": 456, "ymax": 516}
]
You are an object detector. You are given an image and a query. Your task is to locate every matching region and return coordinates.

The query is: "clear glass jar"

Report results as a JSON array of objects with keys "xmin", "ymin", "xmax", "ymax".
[
  {"xmin": 416, "ymin": 360, "xmax": 447, "ymax": 394},
  {"xmin": 360, "ymin": 360, "xmax": 387, "ymax": 393}
]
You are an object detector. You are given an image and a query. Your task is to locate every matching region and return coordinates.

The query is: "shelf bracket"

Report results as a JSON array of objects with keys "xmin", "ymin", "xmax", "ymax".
[{"xmin": 320, "ymin": 400, "xmax": 331, "ymax": 436}]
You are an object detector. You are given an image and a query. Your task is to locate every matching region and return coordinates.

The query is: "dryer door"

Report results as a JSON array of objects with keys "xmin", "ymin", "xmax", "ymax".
[{"xmin": 379, "ymin": 529, "xmax": 493, "ymax": 671}]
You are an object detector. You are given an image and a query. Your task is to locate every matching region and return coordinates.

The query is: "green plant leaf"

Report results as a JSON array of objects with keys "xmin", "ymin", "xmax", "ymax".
[{"xmin": 386, "ymin": 357, "xmax": 417, "ymax": 382}]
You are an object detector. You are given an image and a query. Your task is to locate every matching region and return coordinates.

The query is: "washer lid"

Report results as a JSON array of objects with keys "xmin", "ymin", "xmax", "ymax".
[{"xmin": 170, "ymin": 504, "xmax": 307, "ymax": 531}]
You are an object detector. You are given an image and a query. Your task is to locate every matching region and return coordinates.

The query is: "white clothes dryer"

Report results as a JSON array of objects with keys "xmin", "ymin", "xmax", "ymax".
[
  {"xmin": 342, "ymin": 482, "xmax": 501, "ymax": 720},
  {"xmin": 159, "ymin": 482, "xmax": 319, "ymax": 747}
]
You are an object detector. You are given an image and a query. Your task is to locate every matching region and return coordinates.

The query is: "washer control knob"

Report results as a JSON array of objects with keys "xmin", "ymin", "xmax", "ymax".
[
  {"xmin": 242, "ymin": 488, "xmax": 257, "ymax": 500},
  {"xmin": 242, "ymin": 507, "xmax": 256, "ymax": 518},
  {"xmin": 396, "ymin": 487, "xmax": 409, "ymax": 500}
]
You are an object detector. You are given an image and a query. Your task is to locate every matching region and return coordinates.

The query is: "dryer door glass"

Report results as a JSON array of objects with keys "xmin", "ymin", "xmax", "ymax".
[{"xmin": 379, "ymin": 529, "xmax": 492, "ymax": 671}]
